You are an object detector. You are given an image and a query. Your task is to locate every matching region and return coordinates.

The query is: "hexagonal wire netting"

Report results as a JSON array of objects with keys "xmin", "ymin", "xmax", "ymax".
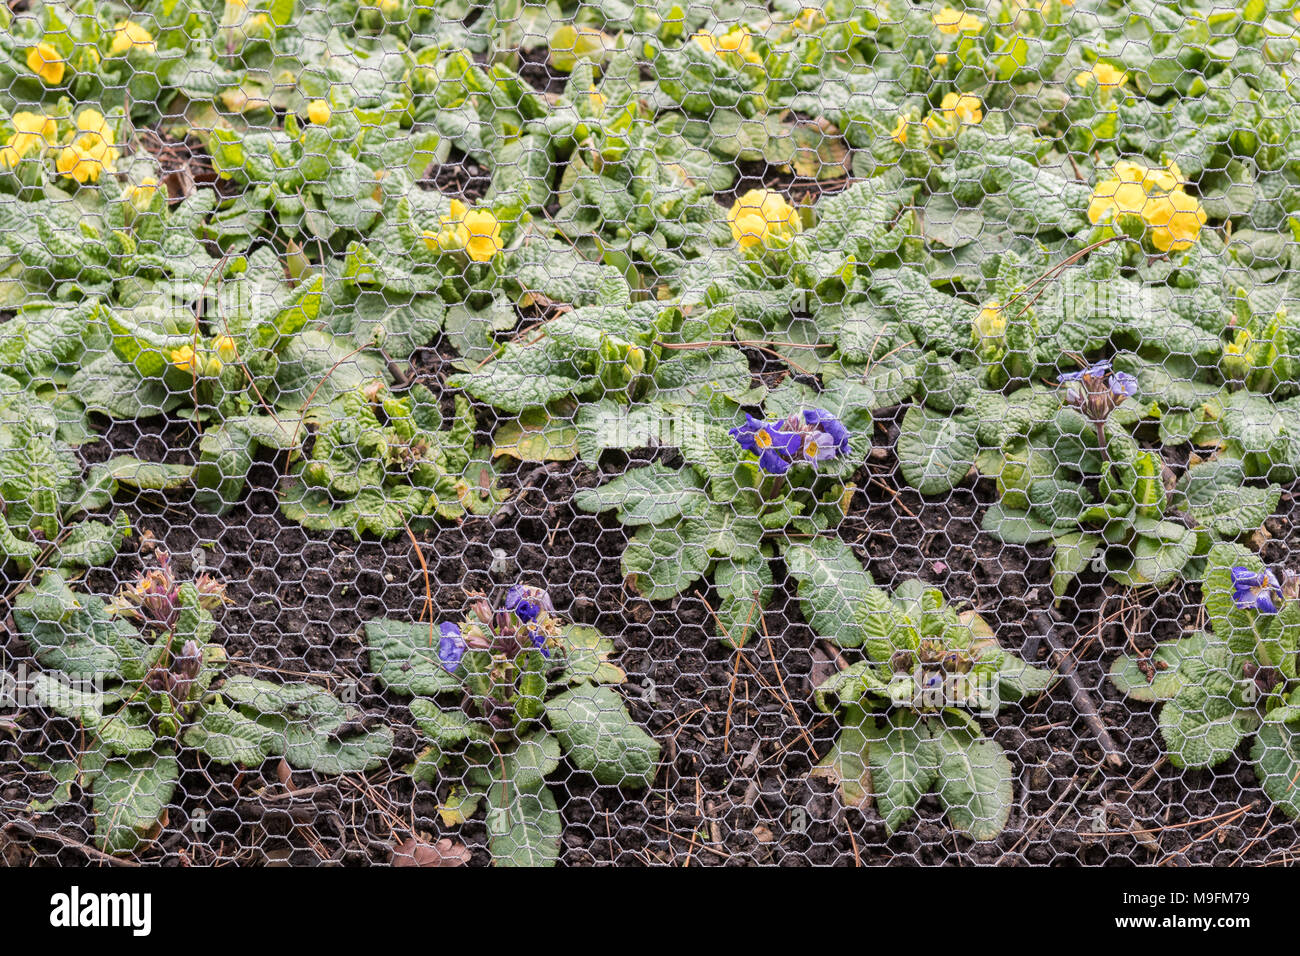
[{"xmin": 0, "ymin": 0, "xmax": 1298, "ymax": 868}]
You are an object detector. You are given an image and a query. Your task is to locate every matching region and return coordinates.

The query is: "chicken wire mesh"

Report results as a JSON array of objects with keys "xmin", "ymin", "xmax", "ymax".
[{"xmin": 0, "ymin": 0, "xmax": 1298, "ymax": 869}]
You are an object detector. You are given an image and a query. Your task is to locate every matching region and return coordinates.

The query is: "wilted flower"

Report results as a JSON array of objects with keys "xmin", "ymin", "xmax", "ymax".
[
  {"xmin": 1058, "ymin": 359, "xmax": 1138, "ymax": 425},
  {"xmin": 110, "ymin": 20, "xmax": 156, "ymax": 56},
  {"xmin": 728, "ymin": 188, "xmax": 801, "ymax": 251},
  {"xmin": 145, "ymin": 639, "xmax": 204, "ymax": 707},
  {"xmin": 730, "ymin": 408, "xmax": 850, "ymax": 475},
  {"xmin": 114, "ymin": 551, "xmax": 179, "ymax": 628},
  {"xmin": 27, "ymin": 43, "xmax": 65, "ymax": 86},
  {"xmin": 1231, "ymin": 568, "xmax": 1281, "ymax": 615},
  {"xmin": 932, "ymin": 5, "xmax": 984, "ymax": 34}
]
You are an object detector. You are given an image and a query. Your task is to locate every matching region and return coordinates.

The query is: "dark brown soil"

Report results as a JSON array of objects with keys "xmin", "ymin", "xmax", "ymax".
[
  {"xmin": 518, "ymin": 46, "xmax": 569, "ymax": 97},
  {"xmin": 420, "ymin": 148, "xmax": 492, "ymax": 203},
  {"xmin": 135, "ymin": 127, "xmax": 242, "ymax": 203}
]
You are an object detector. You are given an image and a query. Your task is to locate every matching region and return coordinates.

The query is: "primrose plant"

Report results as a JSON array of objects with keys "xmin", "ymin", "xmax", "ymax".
[
  {"xmin": 365, "ymin": 584, "xmax": 660, "ymax": 866},
  {"xmin": 577, "ymin": 395, "xmax": 867, "ymax": 646},
  {"xmin": 804, "ymin": 539, "xmax": 1052, "ymax": 839},
  {"xmin": 1111, "ymin": 544, "xmax": 1300, "ymax": 819},
  {"xmin": 15, "ymin": 552, "xmax": 393, "ymax": 854},
  {"xmin": 981, "ymin": 357, "xmax": 1279, "ymax": 595}
]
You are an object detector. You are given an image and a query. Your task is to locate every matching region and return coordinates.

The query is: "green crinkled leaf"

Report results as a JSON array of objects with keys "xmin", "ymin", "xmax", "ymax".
[
  {"xmin": 502, "ymin": 730, "xmax": 562, "ymax": 793},
  {"xmin": 364, "ymin": 618, "xmax": 465, "ymax": 697},
  {"xmin": 783, "ymin": 536, "xmax": 892, "ymax": 653},
  {"xmin": 1176, "ymin": 460, "xmax": 1281, "ymax": 538},
  {"xmin": 545, "ymin": 684, "xmax": 659, "ymax": 788},
  {"xmin": 1110, "ymin": 631, "xmax": 1215, "ymax": 703},
  {"xmin": 93, "ymin": 456, "xmax": 195, "ymax": 491},
  {"xmin": 13, "ymin": 574, "xmax": 151, "ymax": 680},
  {"xmin": 54, "ymin": 513, "xmax": 132, "ymax": 569},
  {"xmin": 219, "ymin": 676, "xmax": 393, "ymax": 774},
  {"xmin": 574, "ymin": 462, "xmax": 705, "ymax": 526},
  {"xmin": 92, "ymin": 749, "xmax": 179, "ymax": 854},
  {"xmin": 897, "ymin": 404, "xmax": 977, "ymax": 496},
  {"xmin": 1159, "ymin": 684, "xmax": 1253, "ymax": 770},
  {"xmin": 1050, "ymin": 531, "xmax": 1101, "ymax": 597},
  {"xmin": 811, "ymin": 704, "xmax": 874, "ymax": 808},
  {"xmin": 183, "ymin": 699, "xmax": 282, "ymax": 766},
  {"xmin": 713, "ymin": 552, "xmax": 773, "ymax": 648},
  {"xmin": 484, "ymin": 782, "xmax": 562, "ymax": 867},
  {"xmin": 621, "ymin": 518, "xmax": 712, "ymax": 600},
  {"xmin": 931, "ymin": 719, "xmax": 1015, "ymax": 841},
  {"xmin": 981, "ymin": 503, "xmax": 1057, "ymax": 545},
  {"xmin": 555, "ymin": 625, "xmax": 626, "ymax": 686},
  {"xmin": 867, "ymin": 712, "xmax": 939, "ymax": 835},
  {"xmin": 409, "ymin": 698, "xmax": 493, "ymax": 747},
  {"xmin": 1252, "ymin": 708, "xmax": 1300, "ymax": 820}
]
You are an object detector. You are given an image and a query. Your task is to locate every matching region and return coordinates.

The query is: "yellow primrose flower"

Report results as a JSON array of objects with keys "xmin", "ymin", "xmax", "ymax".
[
  {"xmin": 462, "ymin": 208, "xmax": 504, "ymax": 262},
  {"xmin": 891, "ymin": 114, "xmax": 909, "ymax": 145},
  {"xmin": 27, "ymin": 43, "xmax": 65, "ymax": 86},
  {"xmin": 169, "ymin": 345, "xmax": 198, "ymax": 375},
  {"xmin": 1086, "ymin": 177, "xmax": 1150, "ymax": 223},
  {"xmin": 728, "ymin": 188, "xmax": 801, "ymax": 251},
  {"xmin": 56, "ymin": 144, "xmax": 106, "ymax": 184},
  {"xmin": 924, "ymin": 92, "xmax": 983, "ymax": 136},
  {"xmin": 1113, "ymin": 159, "xmax": 1183, "ymax": 193},
  {"xmin": 422, "ymin": 199, "xmax": 502, "ymax": 262},
  {"xmin": 693, "ymin": 26, "xmax": 762, "ymax": 65},
  {"xmin": 1075, "ymin": 62, "xmax": 1127, "ymax": 89},
  {"xmin": 214, "ymin": 336, "xmax": 239, "ymax": 363},
  {"xmin": 1144, "ymin": 189, "xmax": 1207, "ymax": 253},
  {"xmin": 935, "ymin": 53, "xmax": 950, "ymax": 66},
  {"xmin": 306, "ymin": 99, "xmax": 331, "ymax": 125},
  {"xmin": 0, "ymin": 112, "xmax": 57, "ymax": 168},
  {"xmin": 933, "ymin": 6, "xmax": 984, "ymax": 35},
  {"xmin": 127, "ymin": 177, "xmax": 161, "ymax": 211},
  {"xmin": 110, "ymin": 20, "xmax": 156, "ymax": 56},
  {"xmin": 62, "ymin": 109, "xmax": 120, "ymax": 178},
  {"xmin": 974, "ymin": 301, "xmax": 1006, "ymax": 342}
]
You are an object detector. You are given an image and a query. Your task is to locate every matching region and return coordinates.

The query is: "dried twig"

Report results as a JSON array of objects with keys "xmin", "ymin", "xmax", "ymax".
[{"xmin": 1032, "ymin": 609, "xmax": 1124, "ymax": 770}]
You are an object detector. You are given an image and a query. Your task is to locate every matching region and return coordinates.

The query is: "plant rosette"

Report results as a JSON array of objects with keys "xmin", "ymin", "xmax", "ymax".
[
  {"xmin": 803, "ymin": 544, "xmax": 1052, "ymax": 839},
  {"xmin": 364, "ymin": 584, "xmax": 660, "ymax": 866},
  {"xmin": 13, "ymin": 552, "xmax": 392, "ymax": 853},
  {"xmin": 576, "ymin": 393, "xmax": 868, "ymax": 647},
  {"xmin": 1110, "ymin": 543, "xmax": 1300, "ymax": 819}
]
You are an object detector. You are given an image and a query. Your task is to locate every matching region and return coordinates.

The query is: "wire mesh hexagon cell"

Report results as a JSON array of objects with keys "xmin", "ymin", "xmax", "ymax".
[{"xmin": 0, "ymin": 0, "xmax": 1296, "ymax": 870}]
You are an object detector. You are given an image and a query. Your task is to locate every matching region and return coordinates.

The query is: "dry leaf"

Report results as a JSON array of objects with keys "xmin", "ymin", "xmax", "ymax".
[{"xmin": 392, "ymin": 835, "xmax": 471, "ymax": 867}]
